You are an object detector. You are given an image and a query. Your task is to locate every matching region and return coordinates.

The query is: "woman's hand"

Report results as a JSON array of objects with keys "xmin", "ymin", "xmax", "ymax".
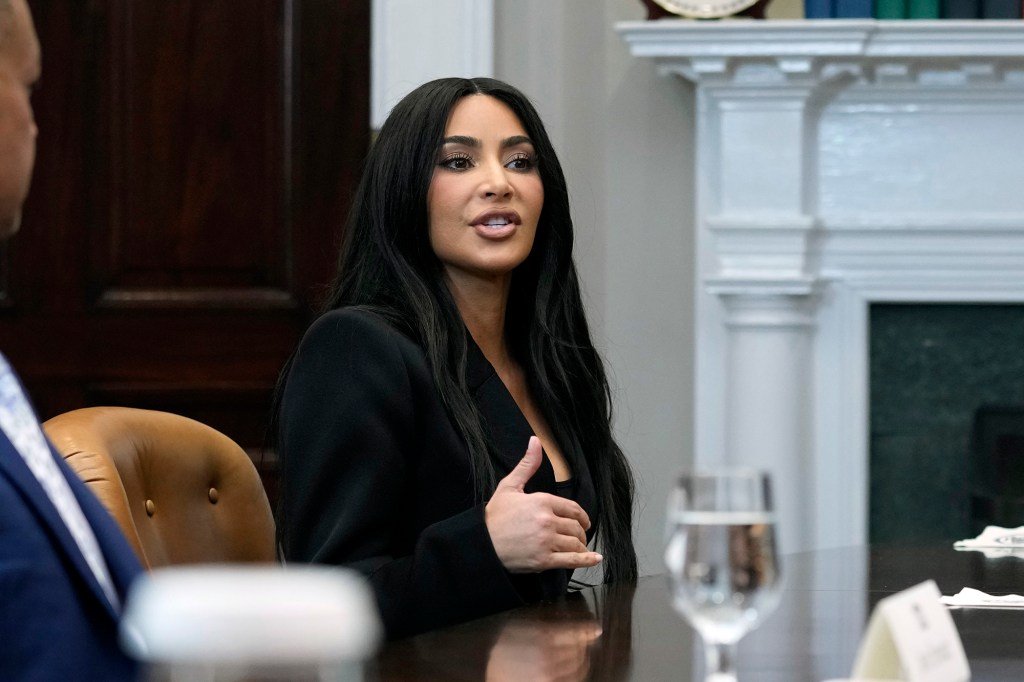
[{"xmin": 485, "ymin": 436, "xmax": 603, "ymax": 573}]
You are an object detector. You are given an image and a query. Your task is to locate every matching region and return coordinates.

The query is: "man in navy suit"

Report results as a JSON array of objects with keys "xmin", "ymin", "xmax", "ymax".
[{"xmin": 0, "ymin": 1, "xmax": 143, "ymax": 678}]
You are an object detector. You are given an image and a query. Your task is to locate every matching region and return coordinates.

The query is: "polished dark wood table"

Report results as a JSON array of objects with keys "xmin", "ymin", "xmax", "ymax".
[{"xmin": 368, "ymin": 544, "xmax": 1024, "ymax": 681}]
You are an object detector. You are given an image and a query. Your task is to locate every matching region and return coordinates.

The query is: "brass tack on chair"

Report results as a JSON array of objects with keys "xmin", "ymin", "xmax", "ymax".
[
  {"xmin": 145, "ymin": 499, "xmax": 156, "ymax": 516},
  {"xmin": 208, "ymin": 487, "xmax": 219, "ymax": 504}
]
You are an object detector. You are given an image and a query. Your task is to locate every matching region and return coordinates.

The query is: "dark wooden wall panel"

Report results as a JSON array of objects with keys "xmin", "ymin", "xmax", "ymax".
[
  {"xmin": 0, "ymin": 0, "xmax": 371, "ymax": 503},
  {"xmin": 102, "ymin": 1, "xmax": 287, "ymax": 300}
]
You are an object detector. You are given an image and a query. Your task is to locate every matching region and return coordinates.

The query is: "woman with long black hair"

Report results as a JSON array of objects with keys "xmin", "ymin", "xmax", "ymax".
[{"xmin": 274, "ymin": 77, "xmax": 637, "ymax": 639}]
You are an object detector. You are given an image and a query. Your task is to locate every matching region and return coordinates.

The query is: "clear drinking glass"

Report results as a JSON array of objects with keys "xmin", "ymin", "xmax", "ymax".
[{"xmin": 664, "ymin": 470, "xmax": 782, "ymax": 682}]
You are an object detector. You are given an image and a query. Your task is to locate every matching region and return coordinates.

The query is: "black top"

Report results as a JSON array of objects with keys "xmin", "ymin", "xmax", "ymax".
[
  {"xmin": 277, "ymin": 307, "xmax": 597, "ymax": 639},
  {"xmin": 554, "ymin": 477, "xmax": 577, "ymax": 500}
]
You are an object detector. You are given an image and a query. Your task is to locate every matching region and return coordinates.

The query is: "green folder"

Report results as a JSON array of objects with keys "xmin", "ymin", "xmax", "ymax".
[
  {"xmin": 909, "ymin": 0, "xmax": 941, "ymax": 17},
  {"xmin": 875, "ymin": 0, "xmax": 907, "ymax": 17}
]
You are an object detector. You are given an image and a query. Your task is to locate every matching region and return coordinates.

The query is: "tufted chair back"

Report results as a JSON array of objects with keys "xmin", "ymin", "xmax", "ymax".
[{"xmin": 43, "ymin": 407, "xmax": 277, "ymax": 570}]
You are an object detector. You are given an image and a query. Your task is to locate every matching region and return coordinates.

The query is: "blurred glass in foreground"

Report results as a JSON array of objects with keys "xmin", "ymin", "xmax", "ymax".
[{"xmin": 120, "ymin": 565, "xmax": 381, "ymax": 682}]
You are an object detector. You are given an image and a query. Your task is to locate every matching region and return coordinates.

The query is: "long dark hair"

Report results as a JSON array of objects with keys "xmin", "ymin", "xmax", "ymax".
[{"xmin": 280, "ymin": 77, "xmax": 636, "ymax": 584}]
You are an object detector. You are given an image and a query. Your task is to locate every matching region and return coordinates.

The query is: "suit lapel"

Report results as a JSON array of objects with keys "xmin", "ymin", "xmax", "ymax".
[
  {"xmin": 0, "ymin": 431, "xmax": 123, "ymax": 622},
  {"xmin": 465, "ymin": 334, "xmax": 555, "ymax": 494}
]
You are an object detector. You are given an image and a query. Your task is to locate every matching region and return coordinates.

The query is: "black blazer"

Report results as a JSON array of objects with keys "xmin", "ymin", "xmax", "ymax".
[{"xmin": 278, "ymin": 308, "xmax": 596, "ymax": 639}]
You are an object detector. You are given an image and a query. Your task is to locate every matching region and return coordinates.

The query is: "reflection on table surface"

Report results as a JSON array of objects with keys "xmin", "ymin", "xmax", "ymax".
[{"xmin": 369, "ymin": 544, "xmax": 1024, "ymax": 682}]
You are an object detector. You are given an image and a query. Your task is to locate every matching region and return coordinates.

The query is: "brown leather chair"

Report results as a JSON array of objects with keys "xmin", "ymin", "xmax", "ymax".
[{"xmin": 43, "ymin": 406, "xmax": 277, "ymax": 570}]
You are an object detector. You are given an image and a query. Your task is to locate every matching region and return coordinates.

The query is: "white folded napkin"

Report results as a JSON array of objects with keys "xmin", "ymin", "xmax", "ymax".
[
  {"xmin": 953, "ymin": 525, "xmax": 1024, "ymax": 550},
  {"xmin": 941, "ymin": 587, "xmax": 1024, "ymax": 608}
]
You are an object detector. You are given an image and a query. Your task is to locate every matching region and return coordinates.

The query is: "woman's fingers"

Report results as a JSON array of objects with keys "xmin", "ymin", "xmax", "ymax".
[
  {"xmin": 544, "ymin": 494, "xmax": 592, "ymax": 532},
  {"xmin": 487, "ymin": 496, "xmax": 596, "ymax": 572},
  {"xmin": 495, "ymin": 436, "xmax": 544, "ymax": 493},
  {"xmin": 485, "ymin": 437, "xmax": 600, "ymax": 573},
  {"xmin": 541, "ymin": 530, "xmax": 589, "ymax": 554},
  {"xmin": 547, "ymin": 551, "xmax": 603, "ymax": 570},
  {"xmin": 549, "ymin": 516, "xmax": 588, "ymax": 548}
]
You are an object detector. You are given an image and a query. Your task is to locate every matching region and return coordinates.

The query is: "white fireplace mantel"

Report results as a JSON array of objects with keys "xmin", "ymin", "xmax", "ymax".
[{"xmin": 617, "ymin": 20, "xmax": 1024, "ymax": 553}]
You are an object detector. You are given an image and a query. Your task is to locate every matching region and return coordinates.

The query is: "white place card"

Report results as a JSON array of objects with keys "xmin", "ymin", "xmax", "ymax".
[{"xmin": 851, "ymin": 580, "xmax": 970, "ymax": 682}]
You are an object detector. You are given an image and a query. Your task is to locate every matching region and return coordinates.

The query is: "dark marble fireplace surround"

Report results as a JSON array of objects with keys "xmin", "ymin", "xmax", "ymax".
[{"xmin": 870, "ymin": 303, "xmax": 1024, "ymax": 543}]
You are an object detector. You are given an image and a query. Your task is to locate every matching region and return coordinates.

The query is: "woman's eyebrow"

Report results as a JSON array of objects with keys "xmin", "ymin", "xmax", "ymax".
[
  {"xmin": 502, "ymin": 135, "xmax": 533, "ymax": 148},
  {"xmin": 440, "ymin": 135, "xmax": 534, "ymax": 148},
  {"xmin": 441, "ymin": 135, "xmax": 479, "ymax": 147}
]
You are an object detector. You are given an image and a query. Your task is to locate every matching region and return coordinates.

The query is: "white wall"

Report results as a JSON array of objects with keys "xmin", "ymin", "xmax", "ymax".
[{"xmin": 371, "ymin": 0, "xmax": 494, "ymax": 129}]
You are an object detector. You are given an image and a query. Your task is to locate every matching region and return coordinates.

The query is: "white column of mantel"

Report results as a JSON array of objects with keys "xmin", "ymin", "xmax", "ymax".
[
  {"xmin": 701, "ymin": 77, "xmax": 826, "ymax": 555},
  {"xmin": 713, "ymin": 289, "xmax": 817, "ymax": 553},
  {"xmin": 686, "ymin": 66, "xmax": 831, "ymax": 673},
  {"xmin": 669, "ymin": 58, "xmax": 844, "ymax": 554}
]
